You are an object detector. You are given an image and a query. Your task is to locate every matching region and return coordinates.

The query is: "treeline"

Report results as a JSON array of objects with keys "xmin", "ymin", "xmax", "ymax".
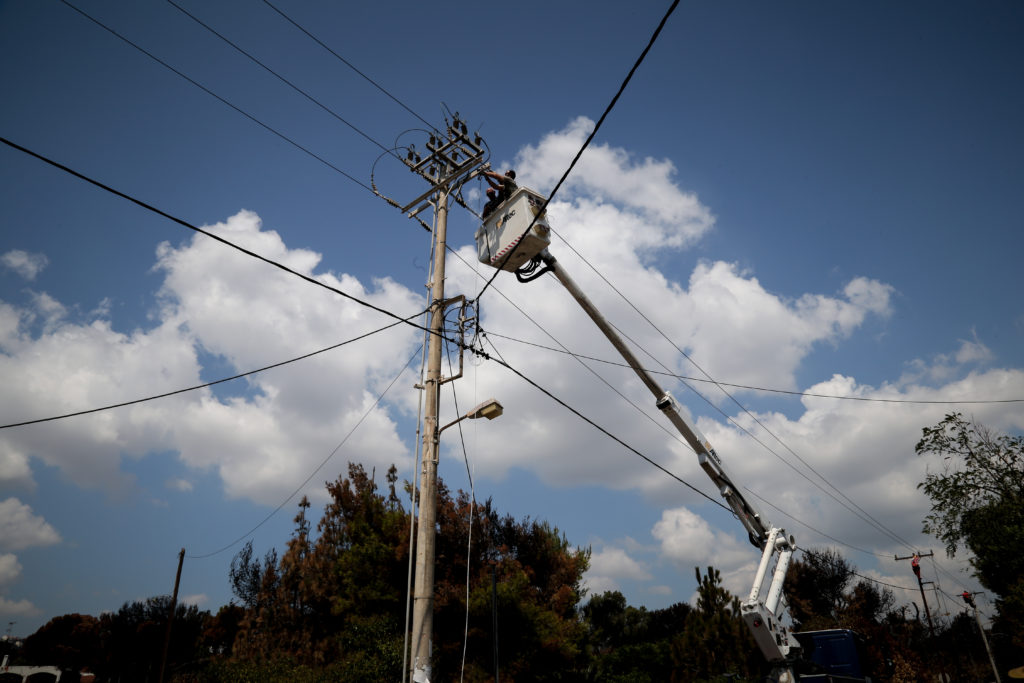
[{"xmin": 12, "ymin": 446, "xmax": 1020, "ymax": 681}]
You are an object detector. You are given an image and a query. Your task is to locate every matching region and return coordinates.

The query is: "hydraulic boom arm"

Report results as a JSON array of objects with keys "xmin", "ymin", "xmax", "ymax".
[{"xmin": 539, "ymin": 250, "xmax": 800, "ymax": 679}]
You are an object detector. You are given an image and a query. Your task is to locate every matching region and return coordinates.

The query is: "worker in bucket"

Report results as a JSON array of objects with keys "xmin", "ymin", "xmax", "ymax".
[
  {"xmin": 482, "ymin": 187, "xmax": 501, "ymax": 219},
  {"xmin": 481, "ymin": 164, "xmax": 517, "ymax": 203}
]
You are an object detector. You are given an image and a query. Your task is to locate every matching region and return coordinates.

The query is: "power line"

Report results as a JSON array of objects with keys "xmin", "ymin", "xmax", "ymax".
[
  {"xmin": 476, "ymin": 336, "xmax": 726, "ymax": 510},
  {"xmin": 473, "ymin": 0, "xmax": 680, "ymax": 302},
  {"xmin": 544, "ymin": 231, "xmax": 919, "ymax": 553},
  {"xmin": 744, "ymin": 487, "xmax": 891, "ymax": 560},
  {"xmin": 187, "ymin": 343, "xmax": 423, "ymax": 559},
  {"xmin": 1, "ymin": 136, "xmax": 431, "ymax": 333},
  {"xmin": 58, "ymin": 0, "xmax": 378, "ymax": 194},
  {"xmin": 480, "ymin": 332, "xmax": 1022, "ymax": 405},
  {"xmin": 261, "ymin": 0, "xmax": 438, "ymax": 133},
  {"xmin": 0, "ymin": 317, "xmax": 417, "ymax": 430},
  {"xmin": 166, "ymin": 0, "xmax": 397, "ymax": 158}
]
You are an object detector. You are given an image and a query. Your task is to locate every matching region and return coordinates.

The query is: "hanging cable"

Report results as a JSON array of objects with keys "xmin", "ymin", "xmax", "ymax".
[
  {"xmin": 1, "ymin": 317, "xmax": 417, "ymax": 430},
  {"xmin": 166, "ymin": 0, "xmax": 399, "ymax": 159},
  {"xmin": 476, "ymin": 332, "xmax": 1023, "ymax": 404},
  {"xmin": 0, "ymin": 137, "xmax": 432, "ymax": 332},
  {"xmin": 261, "ymin": 0, "xmax": 439, "ymax": 134},
  {"xmin": 473, "ymin": 0, "xmax": 680, "ymax": 303},
  {"xmin": 58, "ymin": 0, "xmax": 377, "ymax": 194},
  {"xmin": 187, "ymin": 342, "xmax": 424, "ymax": 559}
]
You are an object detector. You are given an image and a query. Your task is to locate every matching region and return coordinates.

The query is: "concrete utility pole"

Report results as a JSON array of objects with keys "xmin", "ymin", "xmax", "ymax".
[{"xmin": 396, "ymin": 115, "xmax": 486, "ymax": 683}]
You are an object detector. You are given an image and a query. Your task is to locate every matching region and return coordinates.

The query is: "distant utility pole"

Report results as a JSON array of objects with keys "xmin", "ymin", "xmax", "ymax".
[
  {"xmin": 158, "ymin": 547, "xmax": 185, "ymax": 683},
  {"xmin": 393, "ymin": 114, "xmax": 486, "ymax": 683},
  {"xmin": 896, "ymin": 551, "xmax": 936, "ymax": 635},
  {"xmin": 963, "ymin": 591, "xmax": 1001, "ymax": 683}
]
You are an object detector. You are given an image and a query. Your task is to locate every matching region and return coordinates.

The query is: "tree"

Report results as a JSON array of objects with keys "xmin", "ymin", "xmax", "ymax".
[
  {"xmin": 580, "ymin": 591, "xmax": 690, "ymax": 682},
  {"xmin": 22, "ymin": 613, "xmax": 100, "ymax": 672},
  {"xmin": 671, "ymin": 567, "xmax": 760, "ymax": 682},
  {"xmin": 915, "ymin": 413, "xmax": 1024, "ymax": 652}
]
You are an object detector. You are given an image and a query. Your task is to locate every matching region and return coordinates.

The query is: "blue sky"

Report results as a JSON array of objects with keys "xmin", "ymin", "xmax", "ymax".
[{"xmin": 2, "ymin": 0, "xmax": 1023, "ymax": 638}]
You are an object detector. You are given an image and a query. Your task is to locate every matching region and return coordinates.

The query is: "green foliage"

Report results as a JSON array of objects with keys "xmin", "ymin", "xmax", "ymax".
[
  {"xmin": 580, "ymin": 590, "xmax": 690, "ymax": 682},
  {"xmin": 671, "ymin": 567, "xmax": 760, "ymax": 682},
  {"xmin": 915, "ymin": 413, "xmax": 1024, "ymax": 652},
  {"xmin": 22, "ymin": 613, "xmax": 100, "ymax": 671}
]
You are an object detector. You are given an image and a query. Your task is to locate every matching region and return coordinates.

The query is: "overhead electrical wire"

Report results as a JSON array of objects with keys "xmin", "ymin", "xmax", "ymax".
[
  {"xmin": 58, "ymin": 0, "xmax": 376, "ymax": 194},
  {"xmin": 261, "ymin": 0, "xmax": 439, "ymax": 134},
  {"xmin": 188, "ymin": 343, "xmax": 424, "ymax": 560},
  {"xmin": 0, "ymin": 317, "xmax": 418, "ymax": 430},
  {"xmin": 545, "ymin": 228, "xmax": 920, "ymax": 553},
  {"xmin": 473, "ymin": 0, "xmax": 680, "ymax": 303},
  {"xmin": 0, "ymin": 137, "xmax": 432, "ymax": 333},
  {"xmin": 166, "ymin": 0, "xmax": 398, "ymax": 159},
  {"xmin": 478, "ymin": 335, "xmax": 727, "ymax": 510},
  {"xmin": 478, "ymin": 332, "xmax": 1022, "ymax": 405}
]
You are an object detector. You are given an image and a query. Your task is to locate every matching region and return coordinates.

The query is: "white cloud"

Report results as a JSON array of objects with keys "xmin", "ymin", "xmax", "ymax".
[
  {"xmin": 515, "ymin": 117, "xmax": 715, "ymax": 246},
  {"xmin": 166, "ymin": 478, "xmax": 193, "ymax": 492},
  {"xmin": 0, "ymin": 596, "xmax": 39, "ymax": 617},
  {"xmin": 0, "ymin": 210, "xmax": 425, "ymax": 505},
  {"xmin": 1, "ymin": 250, "xmax": 48, "ymax": 281},
  {"xmin": 653, "ymin": 507, "xmax": 752, "ymax": 571},
  {"xmin": 583, "ymin": 545, "xmax": 654, "ymax": 595},
  {"xmin": 0, "ymin": 498, "xmax": 60, "ymax": 551},
  {"xmin": 180, "ymin": 593, "xmax": 208, "ymax": 607},
  {"xmin": 0, "ymin": 553, "xmax": 22, "ymax": 585}
]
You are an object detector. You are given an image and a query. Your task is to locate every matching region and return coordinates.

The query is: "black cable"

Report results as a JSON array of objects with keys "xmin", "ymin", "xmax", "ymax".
[
  {"xmin": 545, "ymin": 224, "xmax": 920, "ymax": 552},
  {"xmin": 187, "ymin": 343, "xmax": 423, "ymax": 559},
  {"xmin": 478, "ymin": 336, "xmax": 726, "ymax": 510},
  {"xmin": 482, "ymin": 333, "xmax": 1023, "ymax": 405},
  {"xmin": 744, "ymin": 487, "xmax": 891, "ymax": 559},
  {"xmin": 1, "ymin": 136, "xmax": 430, "ymax": 333},
  {"xmin": 166, "ymin": 0, "xmax": 398, "ymax": 159},
  {"xmin": 58, "ymin": 0, "xmax": 375, "ymax": 193},
  {"xmin": 0, "ymin": 317, "xmax": 417, "ymax": 430},
  {"xmin": 473, "ymin": 0, "xmax": 680, "ymax": 302},
  {"xmin": 261, "ymin": 0, "xmax": 438, "ymax": 133}
]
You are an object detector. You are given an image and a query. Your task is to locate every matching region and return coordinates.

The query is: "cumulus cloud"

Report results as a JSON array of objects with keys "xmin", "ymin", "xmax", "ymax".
[
  {"xmin": 0, "ymin": 596, "xmax": 39, "ymax": 617},
  {"xmin": 0, "ymin": 553, "xmax": 21, "ymax": 585},
  {"xmin": 0, "ymin": 498, "xmax": 60, "ymax": 551},
  {"xmin": 515, "ymin": 116, "xmax": 715, "ymax": 250},
  {"xmin": 0, "ymin": 210, "xmax": 424, "ymax": 504},
  {"xmin": 584, "ymin": 545, "xmax": 653, "ymax": 595},
  {"xmin": 444, "ymin": 119, "xmax": 898, "ymax": 501},
  {"xmin": 180, "ymin": 593, "xmax": 208, "ymax": 607},
  {"xmin": 1, "ymin": 250, "xmax": 48, "ymax": 280}
]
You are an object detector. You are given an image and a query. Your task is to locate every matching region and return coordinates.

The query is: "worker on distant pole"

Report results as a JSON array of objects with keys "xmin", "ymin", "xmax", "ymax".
[
  {"xmin": 911, "ymin": 553, "xmax": 921, "ymax": 579},
  {"xmin": 962, "ymin": 591, "xmax": 976, "ymax": 609}
]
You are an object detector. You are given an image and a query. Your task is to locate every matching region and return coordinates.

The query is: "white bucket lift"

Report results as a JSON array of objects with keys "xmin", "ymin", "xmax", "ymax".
[{"xmin": 474, "ymin": 187, "xmax": 551, "ymax": 272}]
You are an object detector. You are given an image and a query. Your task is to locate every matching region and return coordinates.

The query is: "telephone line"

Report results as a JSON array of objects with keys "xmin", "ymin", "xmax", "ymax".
[
  {"xmin": 1, "ymin": 136, "xmax": 430, "ymax": 332},
  {"xmin": 0, "ymin": 317, "xmax": 417, "ymax": 430},
  {"xmin": 545, "ymin": 229, "xmax": 919, "ymax": 552},
  {"xmin": 483, "ymin": 331, "xmax": 1022, "ymax": 405},
  {"xmin": 59, "ymin": 0, "xmax": 375, "ymax": 193},
  {"xmin": 188, "ymin": 344, "xmax": 423, "ymax": 559},
  {"xmin": 166, "ymin": 0, "xmax": 398, "ymax": 159},
  {"xmin": 478, "ymin": 336, "xmax": 727, "ymax": 511},
  {"xmin": 474, "ymin": 0, "xmax": 680, "ymax": 302},
  {"xmin": 261, "ymin": 0, "xmax": 438, "ymax": 133}
]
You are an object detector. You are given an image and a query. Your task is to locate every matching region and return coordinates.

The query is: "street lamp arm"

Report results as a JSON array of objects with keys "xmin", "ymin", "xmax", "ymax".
[{"xmin": 438, "ymin": 398, "xmax": 503, "ymax": 434}]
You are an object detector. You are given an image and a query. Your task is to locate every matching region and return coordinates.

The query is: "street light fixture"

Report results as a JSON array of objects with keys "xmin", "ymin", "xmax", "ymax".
[{"xmin": 438, "ymin": 398, "xmax": 504, "ymax": 434}]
